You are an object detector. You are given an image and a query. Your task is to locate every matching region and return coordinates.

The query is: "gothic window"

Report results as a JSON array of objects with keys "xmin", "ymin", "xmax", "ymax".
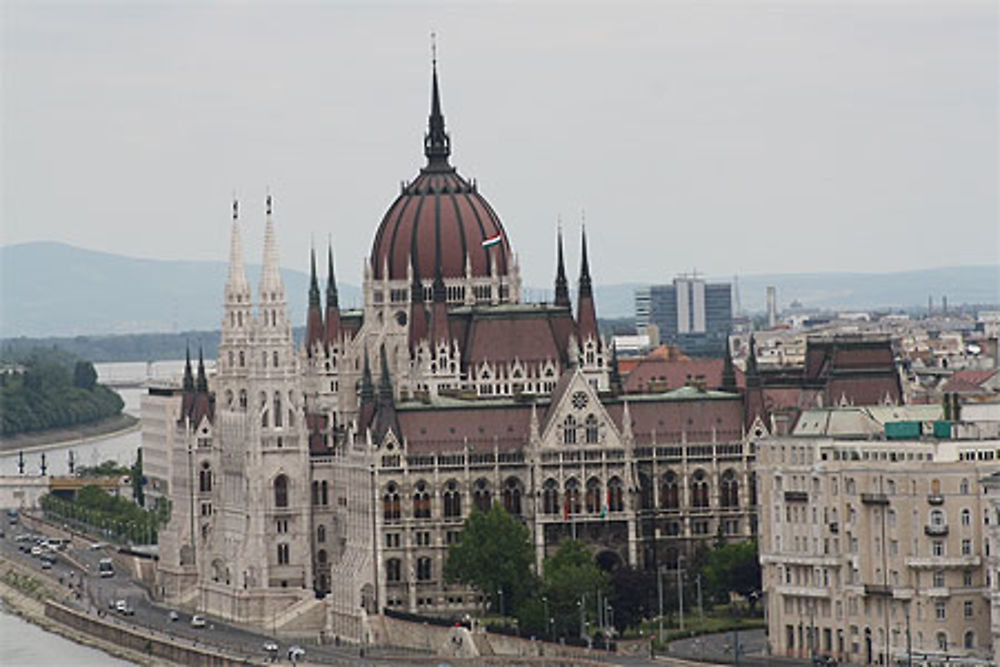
[
  {"xmin": 417, "ymin": 557, "xmax": 432, "ymax": 581},
  {"xmin": 965, "ymin": 631, "xmax": 975, "ymax": 649},
  {"xmin": 660, "ymin": 471, "xmax": 679, "ymax": 509},
  {"xmin": 260, "ymin": 392, "xmax": 268, "ymax": 427},
  {"xmin": 321, "ymin": 481, "xmax": 329, "ymax": 506},
  {"xmin": 273, "ymin": 350, "xmax": 279, "ymax": 367},
  {"xmin": 585, "ymin": 477, "xmax": 601, "ymax": 514},
  {"xmin": 274, "ymin": 475, "xmax": 289, "ymax": 508},
  {"xmin": 225, "ymin": 389, "xmax": 233, "ymax": 408},
  {"xmin": 584, "ymin": 414, "xmax": 599, "ymax": 444},
  {"xmin": 386, "ymin": 558, "xmax": 401, "ymax": 582},
  {"xmin": 317, "ymin": 549, "xmax": 327, "ymax": 565},
  {"xmin": 692, "ymin": 470, "xmax": 710, "ymax": 508},
  {"xmin": 413, "ymin": 481, "xmax": 431, "ymax": 519},
  {"xmin": 502, "ymin": 477, "xmax": 522, "ymax": 516},
  {"xmin": 312, "ymin": 481, "xmax": 319, "ymax": 505},
  {"xmin": 262, "ymin": 351, "xmax": 268, "ymax": 368},
  {"xmin": 443, "ymin": 480, "xmax": 462, "ymax": 518},
  {"xmin": 565, "ymin": 478, "xmax": 581, "ymax": 515},
  {"xmin": 608, "ymin": 477, "xmax": 624, "ymax": 512},
  {"xmin": 317, "ymin": 525, "xmax": 326, "ymax": 543},
  {"xmin": 227, "ymin": 351, "xmax": 234, "ymax": 368},
  {"xmin": 721, "ymin": 470, "xmax": 739, "ymax": 508},
  {"xmin": 239, "ymin": 350, "xmax": 245, "ymax": 367},
  {"xmin": 473, "ymin": 479, "xmax": 491, "ymax": 513},
  {"xmin": 563, "ymin": 415, "xmax": 577, "ymax": 445},
  {"xmin": 277, "ymin": 543, "xmax": 289, "ymax": 565},
  {"xmin": 199, "ymin": 463, "xmax": 212, "ymax": 493},
  {"xmin": 383, "ymin": 483, "xmax": 400, "ymax": 521},
  {"xmin": 543, "ymin": 479, "xmax": 559, "ymax": 515},
  {"xmin": 638, "ymin": 472, "xmax": 653, "ymax": 511},
  {"xmin": 749, "ymin": 472, "xmax": 758, "ymax": 506},
  {"xmin": 239, "ymin": 389, "xmax": 247, "ymax": 409},
  {"xmin": 273, "ymin": 392, "xmax": 283, "ymax": 428}
]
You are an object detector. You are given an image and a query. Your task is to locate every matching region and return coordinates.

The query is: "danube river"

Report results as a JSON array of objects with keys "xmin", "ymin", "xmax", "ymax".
[{"xmin": 1, "ymin": 360, "xmax": 189, "ymax": 665}]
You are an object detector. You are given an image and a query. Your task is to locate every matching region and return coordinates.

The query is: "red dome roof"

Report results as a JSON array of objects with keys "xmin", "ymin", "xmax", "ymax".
[{"xmin": 369, "ymin": 64, "xmax": 513, "ymax": 281}]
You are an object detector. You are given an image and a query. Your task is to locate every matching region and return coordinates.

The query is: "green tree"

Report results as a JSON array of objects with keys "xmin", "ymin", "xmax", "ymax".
[
  {"xmin": 608, "ymin": 566, "xmax": 655, "ymax": 632},
  {"xmin": 538, "ymin": 540, "xmax": 609, "ymax": 639},
  {"xmin": 700, "ymin": 539, "xmax": 761, "ymax": 610},
  {"xmin": 73, "ymin": 361, "xmax": 98, "ymax": 390},
  {"xmin": 444, "ymin": 503, "xmax": 536, "ymax": 615}
]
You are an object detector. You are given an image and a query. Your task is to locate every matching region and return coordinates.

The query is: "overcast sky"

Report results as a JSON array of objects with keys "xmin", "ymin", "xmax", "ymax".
[{"xmin": 3, "ymin": 1, "xmax": 997, "ymax": 288}]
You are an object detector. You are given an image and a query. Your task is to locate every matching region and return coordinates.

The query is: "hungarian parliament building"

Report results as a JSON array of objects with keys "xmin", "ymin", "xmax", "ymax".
[{"xmin": 144, "ymin": 64, "xmax": 899, "ymax": 642}]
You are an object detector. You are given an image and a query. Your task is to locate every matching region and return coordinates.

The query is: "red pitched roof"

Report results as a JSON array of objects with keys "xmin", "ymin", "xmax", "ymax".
[{"xmin": 397, "ymin": 403, "xmax": 533, "ymax": 453}]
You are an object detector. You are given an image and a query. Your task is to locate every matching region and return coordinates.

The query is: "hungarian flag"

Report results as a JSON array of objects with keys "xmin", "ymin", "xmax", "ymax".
[
  {"xmin": 482, "ymin": 233, "xmax": 502, "ymax": 249},
  {"xmin": 563, "ymin": 498, "xmax": 570, "ymax": 520}
]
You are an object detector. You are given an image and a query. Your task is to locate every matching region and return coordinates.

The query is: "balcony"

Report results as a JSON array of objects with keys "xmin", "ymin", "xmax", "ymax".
[
  {"xmin": 925, "ymin": 524, "xmax": 949, "ymax": 537},
  {"xmin": 828, "ymin": 522, "xmax": 839, "ymax": 534},
  {"xmin": 784, "ymin": 490, "xmax": 809, "ymax": 503},
  {"xmin": 863, "ymin": 583, "xmax": 892, "ymax": 596},
  {"xmin": 906, "ymin": 555, "xmax": 980, "ymax": 569},
  {"xmin": 925, "ymin": 587, "xmax": 951, "ymax": 598},
  {"xmin": 861, "ymin": 492, "xmax": 889, "ymax": 506},
  {"xmin": 928, "ymin": 494, "xmax": 945, "ymax": 505}
]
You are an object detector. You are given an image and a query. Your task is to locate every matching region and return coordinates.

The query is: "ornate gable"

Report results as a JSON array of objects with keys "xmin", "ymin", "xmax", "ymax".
[{"xmin": 540, "ymin": 368, "xmax": 621, "ymax": 449}]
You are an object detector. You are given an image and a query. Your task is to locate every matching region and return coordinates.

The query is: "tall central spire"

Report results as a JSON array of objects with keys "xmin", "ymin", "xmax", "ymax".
[
  {"xmin": 424, "ymin": 49, "xmax": 451, "ymax": 169},
  {"xmin": 226, "ymin": 198, "xmax": 249, "ymax": 296}
]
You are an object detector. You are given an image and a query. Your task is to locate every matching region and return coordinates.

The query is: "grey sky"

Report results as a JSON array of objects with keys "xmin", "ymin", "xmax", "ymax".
[{"xmin": 3, "ymin": 1, "xmax": 997, "ymax": 289}]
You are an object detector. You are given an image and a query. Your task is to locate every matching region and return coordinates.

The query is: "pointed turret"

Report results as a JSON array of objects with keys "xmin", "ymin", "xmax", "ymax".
[
  {"xmin": 259, "ymin": 194, "xmax": 286, "ymax": 318},
  {"xmin": 409, "ymin": 264, "xmax": 429, "ymax": 351},
  {"xmin": 305, "ymin": 246, "xmax": 324, "ymax": 355},
  {"xmin": 744, "ymin": 335, "xmax": 766, "ymax": 428},
  {"xmin": 423, "ymin": 55, "xmax": 451, "ymax": 170},
  {"xmin": 554, "ymin": 227, "xmax": 570, "ymax": 308},
  {"xmin": 576, "ymin": 228, "xmax": 599, "ymax": 345},
  {"xmin": 183, "ymin": 345, "xmax": 195, "ymax": 392},
  {"xmin": 226, "ymin": 198, "xmax": 250, "ymax": 298},
  {"xmin": 358, "ymin": 349, "xmax": 376, "ymax": 432},
  {"xmin": 196, "ymin": 347, "xmax": 208, "ymax": 393},
  {"xmin": 373, "ymin": 345, "xmax": 401, "ymax": 441},
  {"xmin": 430, "ymin": 269, "xmax": 449, "ymax": 347},
  {"xmin": 325, "ymin": 243, "xmax": 340, "ymax": 346}
]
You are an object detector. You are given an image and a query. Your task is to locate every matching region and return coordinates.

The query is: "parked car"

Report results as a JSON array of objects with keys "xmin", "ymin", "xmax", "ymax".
[
  {"xmin": 287, "ymin": 646, "xmax": 305, "ymax": 663},
  {"xmin": 40, "ymin": 559, "xmax": 53, "ymax": 570},
  {"xmin": 169, "ymin": 610, "xmax": 179, "ymax": 622},
  {"xmin": 190, "ymin": 614, "xmax": 207, "ymax": 628}
]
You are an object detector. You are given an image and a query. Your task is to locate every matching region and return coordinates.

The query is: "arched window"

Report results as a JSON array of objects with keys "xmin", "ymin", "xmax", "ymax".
[
  {"xmin": 473, "ymin": 479, "xmax": 491, "ymax": 513},
  {"xmin": 543, "ymin": 479, "xmax": 559, "ymax": 515},
  {"xmin": 321, "ymin": 480, "xmax": 329, "ymax": 506},
  {"xmin": 311, "ymin": 481, "xmax": 319, "ymax": 505},
  {"xmin": 749, "ymin": 472, "xmax": 758, "ymax": 506},
  {"xmin": 502, "ymin": 477, "xmax": 523, "ymax": 515},
  {"xmin": 563, "ymin": 415, "xmax": 577, "ymax": 444},
  {"xmin": 964, "ymin": 630, "xmax": 974, "ymax": 649},
  {"xmin": 274, "ymin": 475, "xmax": 288, "ymax": 508},
  {"xmin": 413, "ymin": 481, "xmax": 431, "ymax": 519},
  {"xmin": 273, "ymin": 350, "xmax": 279, "ymax": 368},
  {"xmin": 239, "ymin": 389, "xmax": 247, "ymax": 409},
  {"xmin": 317, "ymin": 525, "xmax": 326, "ymax": 543},
  {"xmin": 721, "ymin": 470, "xmax": 739, "ymax": 508},
  {"xmin": 937, "ymin": 632, "xmax": 948, "ymax": 651},
  {"xmin": 586, "ymin": 477, "xmax": 602, "ymax": 514},
  {"xmin": 443, "ymin": 480, "xmax": 462, "ymax": 518},
  {"xmin": 383, "ymin": 483, "xmax": 400, "ymax": 521},
  {"xmin": 584, "ymin": 415, "xmax": 599, "ymax": 444},
  {"xmin": 238, "ymin": 350, "xmax": 245, "ymax": 367},
  {"xmin": 199, "ymin": 463, "xmax": 212, "ymax": 493},
  {"xmin": 225, "ymin": 389, "xmax": 233, "ymax": 408},
  {"xmin": 930, "ymin": 509, "xmax": 946, "ymax": 527},
  {"xmin": 273, "ymin": 392, "xmax": 283, "ymax": 427},
  {"xmin": 386, "ymin": 558, "xmax": 401, "ymax": 582},
  {"xmin": 608, "ymin": 477, "xmax": 624, "ymax": 512},
  {"xmin": 565, "ymin": 478, "xmax": 581, "ymax": 515},
  {"xmin": 661, "ymin": 471, "xmax": 679, "ymax": 509},
  {"xmin": 961, "ymin": 478, "xmax": 970, "ymax": 495},
  {"xmin": 260, "ymin": 392, "xmax": 269, "ymax": 427},
  {"xmin": 638, "ymin": 472, "xmax": 653, "ymax": 510},
  {"xmin": 962, "ymin": 508, "xmax": 971, "ymax": 526},
  {"xmin": 691, "ymin": 470, "xmax": 709, "ymax": 508},
  {"xmin": 417, "ymin": 557, "xmax": 432, "ymax": 581}
]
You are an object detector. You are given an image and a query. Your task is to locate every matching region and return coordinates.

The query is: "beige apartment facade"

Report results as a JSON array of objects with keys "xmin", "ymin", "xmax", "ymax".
[{"xmin": 758, "ymin": 416, "xmax": 999, "ymax": 666}]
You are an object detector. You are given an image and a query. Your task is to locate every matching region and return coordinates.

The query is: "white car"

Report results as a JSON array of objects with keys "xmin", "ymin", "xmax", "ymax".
[
  {"xmin": 190, "ymin": 614, "xmax": 207, "ymax": 628},
  {"xmin": 169, "ymin": 610, "xmax": 179, "ymax": 622},
  {"xmin": 287, "ymin": 646, "xmax": 305, "ymax": 662}
]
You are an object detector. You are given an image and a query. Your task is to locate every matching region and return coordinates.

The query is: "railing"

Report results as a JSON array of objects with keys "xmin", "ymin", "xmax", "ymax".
[
  {"xmin": 928, "ymin": 494, "xmax": 945, "ymax": 505},
  {"xmin": 864, "ymin": 583, "xmax": 892, "ymax": 596},
  {"xmin": 925, "ymin": 524, "xmax": 949, "ymax": 536},
  {"xmin": 861, "ymin": 493, "xmax": 889, "ymax": 505},
  {"xmin": 784, "ymin": 491, "xmax": 808, "ymax": 502}
]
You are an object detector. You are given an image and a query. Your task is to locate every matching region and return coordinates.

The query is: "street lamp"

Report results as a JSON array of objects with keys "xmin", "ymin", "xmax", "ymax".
[
  {"xmin": 497, "ymin": 587, "xmax": 504, "ymax": 617},
  {"xmin": 542, "ymin": 595, "xmax": 549, "ymax": 640}
]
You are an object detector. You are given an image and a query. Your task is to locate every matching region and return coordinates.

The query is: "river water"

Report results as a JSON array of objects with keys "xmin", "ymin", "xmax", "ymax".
[{"xmin": 1, "ymin": 360, "xmax": 192, "ymax": 665}]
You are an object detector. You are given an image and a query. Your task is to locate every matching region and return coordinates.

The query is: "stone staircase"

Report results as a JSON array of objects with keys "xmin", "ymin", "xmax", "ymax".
[{"xmin": 272, "ymin": 595, "xmax": 326, "ymax": 632}]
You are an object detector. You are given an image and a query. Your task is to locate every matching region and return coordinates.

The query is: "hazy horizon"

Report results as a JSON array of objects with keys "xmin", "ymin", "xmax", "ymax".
[{"xmin": 3, "ymin": 2, "xmax": 997, "ymax": 288}]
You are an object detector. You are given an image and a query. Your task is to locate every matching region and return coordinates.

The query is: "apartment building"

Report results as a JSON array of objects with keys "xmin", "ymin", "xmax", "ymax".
[{"xmin": 758, "ymin": 405, "xmax": 999, "ymax": 666}]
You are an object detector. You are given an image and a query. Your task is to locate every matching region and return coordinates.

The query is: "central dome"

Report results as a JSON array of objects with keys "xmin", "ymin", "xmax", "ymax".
[{"xmin": 370, "ymin": 65, "xmax": 512, "ymax": 282}]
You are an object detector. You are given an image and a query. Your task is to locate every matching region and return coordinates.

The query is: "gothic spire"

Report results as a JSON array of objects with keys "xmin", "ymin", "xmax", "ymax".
[
  {"xmin": 259, "ymin": 193, "xmax": 284, "ymax": 297},
  {"xmin": 378, "ymin": 344, "xmax": 393, "ymax": 401},
  {"xmin": 196, "ymin": 346, "xmax": 208, "ymax": 393},
  {"xmin": 578, "ymin": 226, "xmax": 592, "ymax": 298},
  {"xmin": 576, "ymin": 227, "xmax": 599, "ymax": 345},
  {"xmin": 226, "ymin": 198, "xmax": 249, "ymax": 296},
  {"xmin": 423, "ymin": 53, "xmax": 451, "ymax": 169},
  {"xmin": 554, "ymin": 226, "xmax": 570, "ymax": 308},
  {"xmin": 183, "ymin": 344, "xmax": 195, "ymax": 392},
  {"xmin": 308, "ymin": 245, "xmax": 320, "ymax": 309},
  {"xmin": 721, "ymin": 340, "xmax": 737, "ymax": 391},
  {"xmin": 326, "ymin": 242, "xmax": 338, "ymax": 310},
  {"xmin": 360, "ymin": 348, "xmax": 374, "ymax": 403},
  {"xmin": 609, "ymin": 342, "xmax": 623, "ymax": 394},
  {"xmin": 306, "ymin": 245, "xmax": 324, "ymax": 353}
]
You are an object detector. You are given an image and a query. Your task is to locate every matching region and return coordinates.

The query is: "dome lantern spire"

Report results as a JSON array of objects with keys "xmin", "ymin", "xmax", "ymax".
[{"xmin": 424, "ymin": 36, "xmax": 451, "ymax": 169}]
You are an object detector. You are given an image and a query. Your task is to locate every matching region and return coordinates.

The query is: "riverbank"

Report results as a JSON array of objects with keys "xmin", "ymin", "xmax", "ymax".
[
  {"xmin": 0, "ymin": 414, "xmax": 140, "ymax": 454},
  {"xmin": 0, "ymin": 553, "xmax": 157, "ymax": 665}
]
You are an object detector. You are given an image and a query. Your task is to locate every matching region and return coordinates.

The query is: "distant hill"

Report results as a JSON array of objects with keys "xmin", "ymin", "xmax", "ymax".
[{"xmin": 1, "ymin": 242, "xmax": 996, "ymax": 337}]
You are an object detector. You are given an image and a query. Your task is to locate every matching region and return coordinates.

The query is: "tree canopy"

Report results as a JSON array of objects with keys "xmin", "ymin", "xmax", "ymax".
[
  {"xmin": 444, "ymin": 502, "xmax": 536, "ymax": 615},
  {"xmin": 700, "ymin": 539, "xmax": 762, "ymax": 607}
]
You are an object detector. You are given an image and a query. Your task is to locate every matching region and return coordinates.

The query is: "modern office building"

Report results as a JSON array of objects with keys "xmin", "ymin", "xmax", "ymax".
[{"xmin": 635, "ymin": 277, "xmax": 732, "ymax": 357}]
